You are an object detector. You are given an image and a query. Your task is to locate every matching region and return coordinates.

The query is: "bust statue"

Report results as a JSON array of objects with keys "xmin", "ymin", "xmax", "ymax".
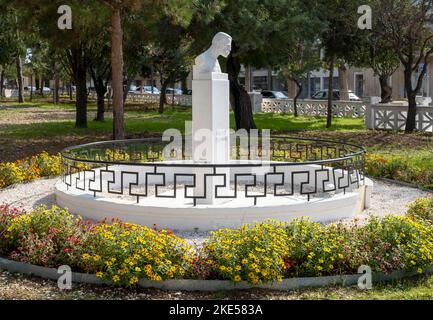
[{"xmin": 194, "ymin": 32, "xmax": 232, "ymax": 75}]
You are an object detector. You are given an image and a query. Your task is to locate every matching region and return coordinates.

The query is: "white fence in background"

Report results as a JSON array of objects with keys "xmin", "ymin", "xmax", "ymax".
[
  {"xmin": 89, "ymin": 92, "xmax": 193, "ymax": 106},
  {"xmin": 366, "ymin": 104, "xmax": 433, "ymax": 132},
  {"xmin": 261, "ymin": 98, "xmax": 367, "ymax": 118}
]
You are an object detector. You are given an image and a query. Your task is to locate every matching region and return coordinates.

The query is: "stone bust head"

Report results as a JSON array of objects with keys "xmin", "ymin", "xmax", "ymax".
[{"xmin": 194, "ymin": 32, "xmax": 232, "ymax": 75}]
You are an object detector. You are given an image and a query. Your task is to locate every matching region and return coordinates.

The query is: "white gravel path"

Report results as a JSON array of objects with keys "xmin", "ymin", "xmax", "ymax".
[{"xmin": 0, "ymin": 177, "xmax": 431, "ymax": 246}]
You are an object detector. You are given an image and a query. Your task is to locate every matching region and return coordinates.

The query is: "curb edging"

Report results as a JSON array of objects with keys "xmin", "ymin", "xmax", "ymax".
[{"xmin": 1, "ymin": 257, "xmax": 433, "ymax": 292}]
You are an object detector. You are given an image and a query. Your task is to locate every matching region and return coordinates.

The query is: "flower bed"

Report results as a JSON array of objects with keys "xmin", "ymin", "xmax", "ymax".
[
  {"xmin": 0, "ymin": 152, "xmax": 61, "ymax": 188},
  {"xmin": 365, "ymin": 153, "xmax": 433, "ymax": 190},
  {"xmin": 1, "ymin": 198, "xmax": 433, "ymax": 287}
]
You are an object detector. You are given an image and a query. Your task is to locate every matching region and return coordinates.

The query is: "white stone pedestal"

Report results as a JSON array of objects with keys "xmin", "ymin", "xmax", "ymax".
[{"xmin": 192, "ymin": 70, "xmax": 230, "ymax": 204}]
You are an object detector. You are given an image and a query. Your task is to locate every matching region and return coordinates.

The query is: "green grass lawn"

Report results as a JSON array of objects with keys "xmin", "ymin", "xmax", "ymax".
[{"xmin": 0, "ymin": 102, "xmax": 365, "ymax": 139}]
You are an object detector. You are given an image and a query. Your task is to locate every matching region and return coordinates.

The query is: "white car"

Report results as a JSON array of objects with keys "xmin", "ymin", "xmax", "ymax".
[
  {"xmin": 311, "ymin": 90, "xmax": 361, "ymax": 101},
  {"xmin": 165, "ymin": 88, "xmax": 183, "ymax": 95},
  {"xmin": 128, "ymin": 84, "xmax": 138, "ymax": 93},
  {"xmin": 137, "ymin": 86, "xmax": 161, "ymax": 94},
  {"xmin": 24, "ymin": 86, "xmax": 51, "ymax": 94}
]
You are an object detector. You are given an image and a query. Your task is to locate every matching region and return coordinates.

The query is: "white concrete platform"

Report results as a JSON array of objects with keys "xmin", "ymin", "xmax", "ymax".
[{"xmin": 55, "ymin": 177, "xmax": 373, "ymax": 231}]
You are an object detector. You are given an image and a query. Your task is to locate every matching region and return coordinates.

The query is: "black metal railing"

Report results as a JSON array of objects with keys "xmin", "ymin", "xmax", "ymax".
[{"xmin": 60, "ymin": 136, "xmax": 366, "ymax": 206}]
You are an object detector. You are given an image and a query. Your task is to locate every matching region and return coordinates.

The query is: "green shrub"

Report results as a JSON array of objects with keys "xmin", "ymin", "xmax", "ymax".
[
  {"xmin": 0, "ymin": 152, "xmax": 61, "ymax": 189},
  {"xmin": 0, "ymin": 162, "xmax": 25, "ymax": 188},
  {"xmin": 283, "ymin": 219, "xmax": 347, "ymax": 276},
  {"xmin": 2, "ymin": 205, "xmax": 93, "ymax": 267},
  {"xmin": 365, "ymin": 153, "xmax": 433, "ymax": 189},
  {"xmin": 79, "ymin": 220, "xmax": 193, "ymax": 286},
  {"xmin": 407, "ymin": 197, "xmax": 433, "ymax": 223},
  {"xmin": 203, "ymin": 221, "xmax": 289, "ymax": 284},
  {"xmin": 345, "ymin": 216, "xmax": 433, "ymax": 274}
]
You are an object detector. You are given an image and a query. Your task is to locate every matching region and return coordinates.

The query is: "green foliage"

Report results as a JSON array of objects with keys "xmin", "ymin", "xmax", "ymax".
[
  {"xmin": 366, "ymin": 153, "xmax": 433, "ymax": 190},
  {"xmin": 1, "ymin": 204, "xmax": 433, "ymax": 285},
  {"xmin": 284, "ymin": 219, "xmax": 347, "ymax": 276},
  {"xmin": 345, "ymin": 216, "xmax": 433, "ymax": 274},
  {"xmin": 0, "ymin": 152, "xmax": 61, "ymax": 188},
  {"xmin": 79, "ymin": 220, "xmax": 193, "ymax": 286},
  {"xmin": 0, "ymin": 205, "xmax": 93, "ymax": 267},
  {"xmin": 407, "ymin": 198, "xmax": 433, "ymax": 224},
  {"xmin": 203, "ymin": 221, "xmax": 289, "ymax": 284}
]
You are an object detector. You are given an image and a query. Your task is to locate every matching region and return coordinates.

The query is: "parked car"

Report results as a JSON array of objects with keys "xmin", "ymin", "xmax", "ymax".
[
  {"xmin": 24, "ymin": 86, "xmax": 51, "ymax": 94},
  {"xmin": 137, "ymin": 86, "xmax": 161, "ymax": 94},
  {"xmin": 311, "ymin": 90, "xmax": 361, "ymax": 101},
  {"xmin": 261, "ymin": 90, "xmax": 288, "ymax": 99},
  {"xmin": 165, "ymin": 88, "xmax": 183, "ymax": 95},
  {"xmin": 127, "ymin": 84, "xmax": 138, "ymax": 93}
]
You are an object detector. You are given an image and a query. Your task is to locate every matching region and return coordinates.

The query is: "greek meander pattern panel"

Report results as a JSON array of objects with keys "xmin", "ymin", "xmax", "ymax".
[
  {"xmin": 89, "ymin": 92, "xmax": 193, "ymax": 106},
  {"xmin": 370, "ymin": 105, "xmax": 433, "ymax": 132},
  {"xmin": 261, "ymin": 99, "xmax": 367, "ymax": 118}
]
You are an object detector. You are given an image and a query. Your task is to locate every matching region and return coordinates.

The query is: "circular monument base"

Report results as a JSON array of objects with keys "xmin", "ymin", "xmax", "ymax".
[{"xmin": 55, "ymin": 178, "xmax": 373, "ymax": 231}]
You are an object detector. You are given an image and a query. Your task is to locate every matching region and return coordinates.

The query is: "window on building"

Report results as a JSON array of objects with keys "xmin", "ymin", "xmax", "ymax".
[
  {"xmin": 323, "ymin": 77, "xmax": 339, "ymax": 90},
  {"xmin": 355, "ymin": 74, "xmax": 364, "ymax": 98},
  {"xmin": 253, "ymin": 76, "xmax": 268, "ymax": 91},
  {"xmin": 310, "ymin": 77, "xmax": 321, "ymax": 96}
]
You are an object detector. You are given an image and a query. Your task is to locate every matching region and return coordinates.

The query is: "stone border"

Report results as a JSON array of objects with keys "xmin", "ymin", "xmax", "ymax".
[
  {"xmin": 1, "ymin": 257, "xmax": 432, "ymax": 292},
  {"xmin": 374, "ymin": 177, "xmax": 433, "ymax": 192}
]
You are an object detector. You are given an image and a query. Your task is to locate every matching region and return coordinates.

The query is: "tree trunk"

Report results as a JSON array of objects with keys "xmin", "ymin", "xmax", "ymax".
[
  {"xmin": 338, "ymin": 64, "xmax": 349, "ymax": 101},
  {"xmin": 123, "ymin": 77, "xmax": 134, "ymax": 104},
  {"xmin": 245, "ymin": 65, "xmax": 252, "ymax": 92},
  {"xmin": 15, "ymin": 55, "xmax": 24, "ymax": 103},
  {"xmin": 74, "ymin": 65, "xmax": 88, "ymax": 128},
  {"xmin": 40, "ymin": 79, "xmax": 44, "ymax": 96},
  {"xmin": 226, "ymin": 42, "xmax": 256, "ymax": 131},
  {"xmin": 110, "ymin": 8, "xmax": 125, "ymax": 140},
  {"xmin": 181, "ymin": 77, "xmax": 188, "ymax": 94},
  {"xmin": 379, "ymin": 75, "xmax": 392, "ymax": 103},
  {"xmin": 69, "ymin": 80, "xmax": 73, "ymax": 100},
  {"xmin": 404, "ymin": 69, "xmax": 417, "ymax": 133},
  {"xmin": 91, "ymin": 70, "xmax": 107, "ymax": 122},
  {"xmin": 326, "ymin": 56, "xmax": 335, "ymax": 128},
  {"xmin": 95, "ymin": 81, "xmax": 106, "ymax": 122},
  {"xmin": 0, "ymin": 68, "xmax": 4, "ymax": 97},
  {"xmin": 159, "ymin": 79, "xmax": 169, "ymax": 114},
  {"xmin": 54, "ymin": 66, "xmax": 60, "ymax": 104},
  {"xmin": 292, "ymin": 78, "xmax": 302, "ymax": 117},
  {"xmin": 35, "ymin": 75, "xmax": 40, "ymax": 91}
]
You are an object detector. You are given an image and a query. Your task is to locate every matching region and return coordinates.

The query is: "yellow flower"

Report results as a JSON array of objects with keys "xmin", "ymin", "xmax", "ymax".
[
  {"xmin": 112, "ymin": 275, "xmax": 120, "ymax": 282},
  {"xmin": 93, "ymin": 255, "xmax": 101, "ymax": 261},
  {"xmin": 82, "ymin": 253, "xmax": 90, "ymax": 260},
  {"xmin": 96, "ymin": 272, "xmax": 103, "ymax": 278},
  {"xmin": 135, "ymin": 267, "xmax": 142, "ymax": 272},
  {"xmin": 234, "ymin": 275, "xmax": 242, "ymax": 282},
  {"xmin": 120, "ymin": 241, "xmax": 128, "ymax": 248},
  {"xmin": 105, "ymin": 260, "xmax": 113, "ymax": 266},
  {"xmin": 129, "ymin": 276, "xmax": 139, "ymax": 285}
]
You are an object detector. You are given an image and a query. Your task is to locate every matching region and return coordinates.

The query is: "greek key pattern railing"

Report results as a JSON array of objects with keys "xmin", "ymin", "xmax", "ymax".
[
  {"xmin": 366, "ymin": 105, "xmax": 433, "ymax": 132},
  {"xmin": 60, "ymin": 137, "xmax": 366, "ymax": 206},
  {"xmin": 261, "ymin": 99, "xmax": 367, "ymax": 118}
]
